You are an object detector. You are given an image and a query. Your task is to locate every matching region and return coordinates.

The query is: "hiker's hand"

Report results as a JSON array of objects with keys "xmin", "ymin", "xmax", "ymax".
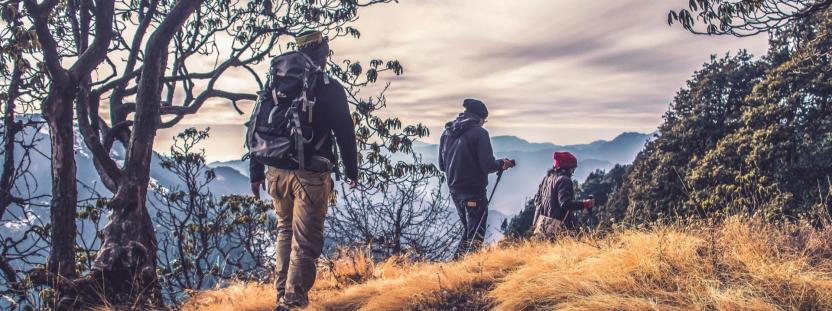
[
  {"xmin": 348, "ymin": 179, "xmax": 359, "ymax": 189},
  {"xmin": 500, "ymin": 158, "xmax": 515, "ymax": 171},
  {"xmin": 583, "ymin": 198, "xmax": 596, "ymax": 210},
  {"xmin": 251, "ymin": 181, "xmax": 264, "ymax": 199}
]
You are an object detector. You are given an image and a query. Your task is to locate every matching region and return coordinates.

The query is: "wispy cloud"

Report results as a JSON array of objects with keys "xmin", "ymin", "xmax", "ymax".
[{"xmin": 159, "ymin": 0, "xmax": 769, "ymax": 161}]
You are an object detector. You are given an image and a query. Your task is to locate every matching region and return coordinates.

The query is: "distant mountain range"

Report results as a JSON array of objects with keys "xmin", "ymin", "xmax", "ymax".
[
  {"xmin": 208, "ymin": 132, "xmax": 652, "ymax": 215},
  {"xmin": 411, "ymin": 132, "xmax": 649, "ymax": 169},
  {"xmin": 2, "ymin": 120, "xmax": 649, "ymax": 247},
  {"xmin": 405, "ymin": 132, "xmax": 651, "ymax": 215},
  {"xmin": 1, "ymin": 121, "xmax": 252, "ymax": 245}
]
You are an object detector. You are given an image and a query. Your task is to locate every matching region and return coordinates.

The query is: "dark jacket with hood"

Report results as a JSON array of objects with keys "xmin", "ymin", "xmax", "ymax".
[
  {"xmin": 439, "ymin": 112, "xmax": 503, "ymax": 196},
  {"xmin": 249, "ymin": 77, "xmax": 358, "ymax": 183},
  {"xmin": 533, "ymin": 169, "xmax": 585, "ymax": 228}
]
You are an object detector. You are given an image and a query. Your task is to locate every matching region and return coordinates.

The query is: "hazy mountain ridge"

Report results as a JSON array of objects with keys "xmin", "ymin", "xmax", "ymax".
[
  {"xmin": 1, "ymin": 127, "xmax": 645, "ymax": 216},
  {"xmin": 0, "ymin": 125, "xmax": 251, "ymax": 224},
  {"xmin": 410, "ymin": 132, "xmax": 650, "ymax": 166},
  {"xmin": 208, "ymin": 159, "xmax": 251, "ymax": 178},
  {"xmin": 407, "ymin": 132, "xmax": 650, "ymax": 215},
  {"xmin": 208, "ymin": 132, "xmax": 650, "ymax": 215},
  {"xmin": 2, "ymin": 128, "xmax": 645, "ymax": 246}
]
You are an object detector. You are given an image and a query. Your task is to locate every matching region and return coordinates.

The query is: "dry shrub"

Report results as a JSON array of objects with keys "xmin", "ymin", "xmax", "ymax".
[
  {"xmin": 318, "ymin": 248, "xmax": 377, "ymax": 287},
  {"xmin": 183, "ymin": 217, "xmax": 832, "ymax": 311}
]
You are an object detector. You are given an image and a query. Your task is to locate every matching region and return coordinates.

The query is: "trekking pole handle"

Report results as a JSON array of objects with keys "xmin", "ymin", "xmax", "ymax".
[
  {"xmin": 490, "ymin": 159, "xmax": 515, "ymax": 203},
  {"xmin": 499, "ymin": 159, "xmax": 516, "ymax": 173}
]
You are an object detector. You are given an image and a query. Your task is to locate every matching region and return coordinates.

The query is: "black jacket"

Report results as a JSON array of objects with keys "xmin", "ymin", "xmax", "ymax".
[
  {"xmin": 439, "ymin": 113, "xmax": 503, "ymax": 195},
  {"xmin": 249, "ymin": 77, "xmax": 358, "ymax": 183},
  {"xmin": 534, "ymin": 170, "xmax": 584, "ymax": 226}
]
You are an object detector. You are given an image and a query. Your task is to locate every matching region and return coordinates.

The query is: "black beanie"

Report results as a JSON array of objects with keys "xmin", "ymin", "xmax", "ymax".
[{"xmin": 463, "ymin": 98, "xmax": 488, "ymax": 119}]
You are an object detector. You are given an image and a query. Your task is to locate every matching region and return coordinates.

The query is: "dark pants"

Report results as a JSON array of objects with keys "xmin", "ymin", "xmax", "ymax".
[{"xmin": 451, "ymin": 193, "xmax": 488, "ymax": 258}]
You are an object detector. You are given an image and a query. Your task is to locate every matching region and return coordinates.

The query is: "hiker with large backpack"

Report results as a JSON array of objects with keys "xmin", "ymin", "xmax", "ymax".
[
  {"xmin": 246, "ymin": 30, "xmax": 358, "ymax": 310},
  {"xmin": 532, "ymin": 152, "xmax": 596, "ymax": 239},
  {"xmin": 439, "ymin": 99, "xmax": 515, "ymax": 258}
]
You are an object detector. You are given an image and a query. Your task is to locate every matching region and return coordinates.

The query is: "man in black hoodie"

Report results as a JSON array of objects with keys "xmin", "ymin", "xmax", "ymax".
[{"xmin": 439, "ymin": 99, "xmax": 514, "ymax": 257}]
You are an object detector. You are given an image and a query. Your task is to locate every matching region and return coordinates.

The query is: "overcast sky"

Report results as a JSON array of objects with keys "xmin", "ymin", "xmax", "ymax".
[{"xmin": 156, "ymin": 0, "xmax": 769, "ymax": 162}]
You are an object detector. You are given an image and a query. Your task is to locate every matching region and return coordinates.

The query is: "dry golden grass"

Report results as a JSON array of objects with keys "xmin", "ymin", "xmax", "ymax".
[{"xmin": 182, "ymin": 218, "xmax": 832, "ymax": 311}]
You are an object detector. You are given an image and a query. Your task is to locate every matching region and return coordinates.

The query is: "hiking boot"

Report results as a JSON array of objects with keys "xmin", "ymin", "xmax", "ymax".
[
  {"xmin": 275, "ymin": 301, "xmax": 304, "ymax": 311},
  {"xmin": 283, "ymin": 290, "xmax": 310, "ymax": 308}
]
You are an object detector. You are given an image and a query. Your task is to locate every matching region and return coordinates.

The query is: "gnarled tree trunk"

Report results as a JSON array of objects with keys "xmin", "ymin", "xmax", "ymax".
[
  {"xmin": 23, "ymin": 0, "xmax": 115, "ymax": 301},
  {"xmin": 44, "ymin": 90, "xmax": 78, "ymax": 280},
  {"xmin": 67, "ymin": 1, "xmax": 202, "ymax": 308}
]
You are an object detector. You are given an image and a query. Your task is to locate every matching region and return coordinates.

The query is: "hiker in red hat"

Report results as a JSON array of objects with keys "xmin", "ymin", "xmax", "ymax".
[{"xmin": 531, "ymin": 152, "xmax": 596, "ymax": 238}]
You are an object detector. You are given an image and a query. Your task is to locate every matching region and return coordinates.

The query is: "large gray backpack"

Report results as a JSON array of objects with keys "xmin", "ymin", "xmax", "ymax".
[{"xmin": 245, "ymin": 51, "xmax": 330, "ymax": 170}]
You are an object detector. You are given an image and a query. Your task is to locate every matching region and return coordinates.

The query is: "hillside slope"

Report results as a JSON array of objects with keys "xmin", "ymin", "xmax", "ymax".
[{"xmin": 184, "ymin": 218, "xmax": 832, "ymax": 310}]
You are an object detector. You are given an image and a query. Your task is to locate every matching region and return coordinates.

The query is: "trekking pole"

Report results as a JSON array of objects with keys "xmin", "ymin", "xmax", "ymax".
[
  {"xmin": 488, "ymin": 159, "xmax": 514, "ymax": 204},
  {"xmin": 465, "ymin": 169, "xmax": 503, "ymax": 257},
  {"xmin": 467, "ymin": 160, "xmax": 516, "ymax": 255},
  {"xmin": 487, "ymin": 169, "xmax": 504, "ymax": 204}
]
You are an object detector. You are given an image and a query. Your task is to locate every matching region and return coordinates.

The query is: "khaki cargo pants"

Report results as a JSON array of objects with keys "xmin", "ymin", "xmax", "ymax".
[{"xmin": 266, "ymin": 167, "xmax": 333, "ymax": 306}]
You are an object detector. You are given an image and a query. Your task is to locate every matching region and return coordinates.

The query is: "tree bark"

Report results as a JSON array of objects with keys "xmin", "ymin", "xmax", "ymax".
[
  {"xmin": 22, "ymin": 0, "xmax": 80, "ymax": 281},
  {"xmin": 0, "ymin": 55, "xmax": 23, "ymax": 217},
  {"xmin": 75, "ymin": 0, "xmax": 201, "ymax": 307},
  {"xmin": 21, "ymin": 0, "xmax": 121, "ymax": 308},
  {"xmin": 44, "ymin": 87, "xmax": 78, "ymax": 280}
]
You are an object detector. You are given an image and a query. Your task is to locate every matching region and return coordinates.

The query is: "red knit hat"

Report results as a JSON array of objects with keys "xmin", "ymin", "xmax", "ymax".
[{"xmin": 553, "ymin": 152, "xmax": 577, "ymax": 169}]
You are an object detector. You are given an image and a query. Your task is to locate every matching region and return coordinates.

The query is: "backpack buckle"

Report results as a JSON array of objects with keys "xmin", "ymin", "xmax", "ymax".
[{"xmin": 307, "ymin": 98, "xmax": 316, "ymax": 123}]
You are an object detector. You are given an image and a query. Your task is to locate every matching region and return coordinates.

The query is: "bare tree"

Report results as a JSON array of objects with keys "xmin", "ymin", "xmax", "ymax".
[
  {"xmin": 16, "ymin": 0, "xmax": 199, "ymax": 306},
  {"xmin": 0, "ymin": 0, "xmax": 48, "ymax": 217},
  {"xmin": 0, "ymin": 121, "xmax": 50, "ymax": 309},
  {"xmin": 15, "ymin": 0, "xmax": 423, "ymax": 306},
  {"xmin": 669, "ymin": 0, "xmax": 832, "ymax": 36},
  {"xmin": 151, "ymin": 128, "xmax": 276, "ymax": 304},
  {"xmin": 0, "ymin": 2, "xmax": 53, "ymax": 306},
  {"xmin": 328, "ymin": 153, "xmax": 459, "ymax": 261},
  {"xmin": 22, "ymin": 0, "xmax": 115, "ymax": 285}
]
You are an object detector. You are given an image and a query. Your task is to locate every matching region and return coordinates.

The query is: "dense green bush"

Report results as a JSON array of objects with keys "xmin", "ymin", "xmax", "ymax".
[{"xmin": 609, "ymin": 12, "xmax": 832, "ymax": 225}]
